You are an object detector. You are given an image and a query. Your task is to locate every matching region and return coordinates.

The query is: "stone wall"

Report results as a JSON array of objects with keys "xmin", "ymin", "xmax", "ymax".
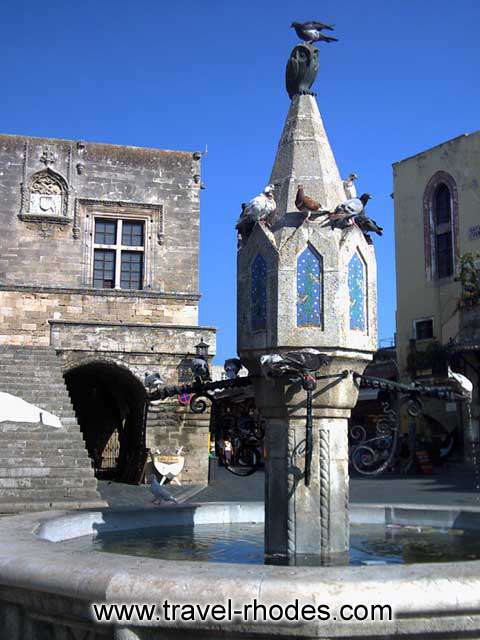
[
  {"xmin": 58, "ymin": 343, "xmax": 214, "ymax": 485},
  {"xmin": 146, "ymin": 403, "xmax": 210, "ymax": 484},
  {"xmin": 0, "ymin": 134, "xmax": 201, "ymax": 294},
  {"xmin": 0, "ymin": 134, "xmax": 205, "ymax": 342},
  {"xmin": 0, "ymin": 286, "xmax": 199, "ymax": 346},
  {"xmin": 51, "ymin": 320, "xmax": 215, "ymax": 359},
  {"xmin": 0, "ymin": 134, "xmax": 216, "ymax": 485}
]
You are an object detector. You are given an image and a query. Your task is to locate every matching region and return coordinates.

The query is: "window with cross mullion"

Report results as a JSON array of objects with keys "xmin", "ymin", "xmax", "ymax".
[{"xmin": 93, "ymin": 218, "xmax": 145, "ymax": 290}]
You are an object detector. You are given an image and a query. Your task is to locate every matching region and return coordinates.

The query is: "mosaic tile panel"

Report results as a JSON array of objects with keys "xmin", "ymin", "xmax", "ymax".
[
  {"xmin": 297, "ymin": 246, "xmax": 323, "ymax": 327},
  {"xmin": 348, "ymin": 251, "xmax": 366, "ymax": 332},
  {"xmin": 251, "ymin": 254, "xmax": 267, "ymax": 331}
]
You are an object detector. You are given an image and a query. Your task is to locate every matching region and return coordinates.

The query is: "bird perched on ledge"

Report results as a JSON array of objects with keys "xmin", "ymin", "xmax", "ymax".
[
  {"xmin": 329, "ymin": 194, "xmax": 383, "ymax": 243},
  {"xmin": 236, "ymin": 184, "xmax": 276, "ymax": 243},
  {"xmin": 260, "ymin": 349, "xmax": 332, "ymax": 379},
  {"xmin": 291, "ymin": 21, "xmax": 338, "ymax": 44},
  {"xmin": 191, "ymin": 357, "xmax": 211, "ymax": 382},
  {"xmin": 295, "ymin": 185, "xmax": 323, "ymax": 220},
  {"xmin": 331, "ymin": 193, "xmax": 372, "ymax": 219},
  {"xmin": 150, "ymin": 474, "xmax": 178, "ymax": 504},
  {"xmin": 355, "ymin": 211, "xmax": 383, "ymax": 238},
  {"xmin": 342, "ymin": 173, "xmax": 358, "ymax": 199},
  {"xmin": 329, "ymin": 193, "xmax": 373, "ymax": 231},
  {"xmin": 144, "ymin": 372, "xmax": 164, "ymax": 393}
]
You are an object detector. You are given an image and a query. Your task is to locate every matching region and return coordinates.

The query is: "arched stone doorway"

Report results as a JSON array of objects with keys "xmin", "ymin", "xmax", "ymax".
[{"xmin": 64, "ymin": 360, "xmax": 147, "ymax": 483}]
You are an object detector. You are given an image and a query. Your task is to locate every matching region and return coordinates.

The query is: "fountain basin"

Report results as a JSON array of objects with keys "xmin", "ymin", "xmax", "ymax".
[
  {"xmin": 39, "ymin": 502, "xmax": 480, "ymax": 567},
  {"xmin": 1, "ymin": 503, "xmax": 480, "ymax": 638}
]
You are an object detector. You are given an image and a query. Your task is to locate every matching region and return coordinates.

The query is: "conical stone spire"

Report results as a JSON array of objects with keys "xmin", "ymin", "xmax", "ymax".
[
  {"xmin": 237, "ymin": 35, "xmax": 377, "ymax": 563},
  {"xmin": 269, "ymin": 94, "xmax": 346, "ymax": 217}
]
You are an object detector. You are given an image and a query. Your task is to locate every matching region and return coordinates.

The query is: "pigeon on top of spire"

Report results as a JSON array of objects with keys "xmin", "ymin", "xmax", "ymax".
[{"xmin": 291, "ymin": 21, "xmax": 338, "ymax": 44}]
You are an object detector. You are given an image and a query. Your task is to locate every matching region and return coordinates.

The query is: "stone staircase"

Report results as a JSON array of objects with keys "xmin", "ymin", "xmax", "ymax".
[{"xmin": 0, "ymin": 345, "xmax": 105, "ymax": 513}]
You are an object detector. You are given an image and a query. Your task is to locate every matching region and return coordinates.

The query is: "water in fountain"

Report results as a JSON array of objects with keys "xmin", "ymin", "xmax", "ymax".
[{"xmin": 64, "ymin": 522, "xmax": 480, "ymax": 567}]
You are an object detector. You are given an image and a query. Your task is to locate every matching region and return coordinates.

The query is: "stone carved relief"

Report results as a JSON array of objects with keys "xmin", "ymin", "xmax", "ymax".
[
  {"xmin": 29, "ymin": 173, "xmax": 63, "ymax": 217},
  {"xmin": 25, "ymin": 221, "xmax": 67, "ymax": 239},
  {"xmin": 30, "ymin": 174, "xmax": 62, "ymax": 195},
  {"xmin": 297, "ymin": 245, "xmax": 323, "ymax": 327},
  {"xmin": 73, "ymin": 198, "xmax": 81, "ymax": 239},
  {"xmin": 251, "ymin": 254, "xmax": 267, "ymax": 331},
  {"xmin": 348, "ymin": 250, "xmax": 367, "ymax": 332},
  {"xmin": 19, "ymin": 167, "xmax": 70, "ymax": 222},
  {"xmin": 39, "ymin": 145, "xmax": 58, "ymax": 166}
]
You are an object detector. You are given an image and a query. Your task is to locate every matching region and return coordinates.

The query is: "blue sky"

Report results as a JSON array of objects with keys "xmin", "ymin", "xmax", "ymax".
[{"xmin": 2, "ymin": 0, "xmax": 479, "ymax": 363}]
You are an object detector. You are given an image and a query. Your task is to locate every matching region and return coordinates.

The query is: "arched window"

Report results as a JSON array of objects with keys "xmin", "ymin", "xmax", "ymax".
[
  {"xmin": 423, "ymin": 172, "xmax": 458, "ymax": 280},
  {"xmin": 433, "ymin": 183, "xmax": 454, "ymax": 278},
  {"xmin": 297, "ymin": 245, "xmax": 323, "ymax": 327},
  {"xmin": 348, "ymin": 250, "xmax": 367, "ymax": 332},
  {"xmin": 251, "ymin": 254, "xmax": 267, "ymax": 331}
]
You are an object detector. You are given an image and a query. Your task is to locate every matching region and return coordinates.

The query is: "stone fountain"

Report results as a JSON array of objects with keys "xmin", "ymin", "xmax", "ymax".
[
  {"xmin": 0, "ymin": 31, "xmax": 480, "ymax": 640},
  {"xmin": 237, "ymin": 46, "xmax": 377, "ymax": 562}
]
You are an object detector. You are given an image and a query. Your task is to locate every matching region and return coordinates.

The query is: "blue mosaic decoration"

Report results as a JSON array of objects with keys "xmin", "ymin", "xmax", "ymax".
[
  {"xmin": 348, "ymin": 251, "xmax": 367, "ymax": 332},
  {"xmin": 297, "ymin": 246, "xmax": 323, "ymax": 327},
  {"xmin": 251, "ymin": 254, "xmax": 267, "ymax": 331}
]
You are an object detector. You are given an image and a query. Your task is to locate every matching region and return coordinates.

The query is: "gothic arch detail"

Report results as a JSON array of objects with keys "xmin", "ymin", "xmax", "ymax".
[
  {"xmin": 251, "ymin": 254, "xmax": 267, "ymax": 331},
  {"xmin": 297, "ymin": 245, "xmax": 323, "ymax": 327},
  {"xmin": 348, "ymin": 250, "xmax": 367, "ymax": 332},
  {"xmin": 423, "ymin": 171, "xmax": 459, "ymax": 280}
]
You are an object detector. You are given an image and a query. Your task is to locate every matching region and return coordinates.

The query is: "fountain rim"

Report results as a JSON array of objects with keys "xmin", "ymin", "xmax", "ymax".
[
  {"xmin": 33, "ymin": 501, "xmax": 480, "ymax": 542},
  {"xmin": 2, "ymin": 503, "xmax": 480, "ymax": 637}
]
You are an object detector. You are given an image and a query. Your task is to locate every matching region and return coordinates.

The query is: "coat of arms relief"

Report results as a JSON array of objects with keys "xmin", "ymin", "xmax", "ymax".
[{"xmin": 29, "ymin": 174, "xmax": 63, "ymax": 217}]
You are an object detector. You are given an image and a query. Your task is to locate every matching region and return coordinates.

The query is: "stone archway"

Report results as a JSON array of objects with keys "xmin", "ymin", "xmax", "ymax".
[{"xmin": 64, "ymin": 360, "xmax": 147, "ymax": 483}]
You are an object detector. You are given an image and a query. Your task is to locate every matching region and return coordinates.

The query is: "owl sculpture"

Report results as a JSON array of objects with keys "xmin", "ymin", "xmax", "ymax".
[{"xmin": 285, "ymin": 43, "xmax": 319, "ymax": 100}]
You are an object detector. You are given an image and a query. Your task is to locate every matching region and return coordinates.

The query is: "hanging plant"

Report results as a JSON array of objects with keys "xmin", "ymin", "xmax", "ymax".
[
  {"xmin": 408, "ymin": 340, "xmax": 449, "ymax": 378},
  {"xmin": 459, "ymin": 252, "xmax": 480, "ymax": 306}
]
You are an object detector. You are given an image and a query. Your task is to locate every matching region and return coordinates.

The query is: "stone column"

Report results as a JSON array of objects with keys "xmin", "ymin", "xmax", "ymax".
[{"xmin": 254, "ymin": 360, "xmax": 363, "ymax": 562}]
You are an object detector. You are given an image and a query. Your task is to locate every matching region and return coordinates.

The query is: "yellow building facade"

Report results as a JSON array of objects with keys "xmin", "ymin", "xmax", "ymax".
[{"xmin": 393, "ymin": 131, "xmax": 480, "ymax": 452}]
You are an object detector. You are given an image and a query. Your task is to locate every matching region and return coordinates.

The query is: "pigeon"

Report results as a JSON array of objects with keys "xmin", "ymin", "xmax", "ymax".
[
  {"xmin": 342, "ymin": 173, "xmax": 358, "ymax": 199},
  {"xmin": 235, "ymin": 184, "xmax": 276, "ymax": 242},
  {"xmin": 283, "ymin": 350, "xmax": 332, "ymax": 372},
  {"xmin": 333, "ymin": 193, "xmax": 372, "ymax": 217},
  {"xmin": 328, "ymin": 210, "xmax": 357, "ymax": 230},
  {"xmin": 355, "ymin": 212, "xmax": 383, "ymax": 237},
  {"xmin": 291, "ymin": 21, "xmax": 338, "ymax": 44},
  {"xmin": 448, "ymin": 367, "xmax": 473, "ymax": 400},
  {"xmin": 191, "ymin": 357, "xmax": 211, "ymax": 382},
  {"xmin": 144, "ymin": 372, "xmax": 164, "ymax": 392},
  {"xmin": 260, "ymin": 349, "xmax": 331, "ymax": 379},
  {"xmin": 295, "ymin": 185, "xmax": 323, "ymax": 220},
  {"xmin": 224, "ymin": 358, "xmax": 242, "ymax": 379},
  {"xmin": 150, "ymin": 473, "xmax": 178, "ymax": 504},
  {"xmin": 329, "ymin": 194, "xmax": 372, "ymax": 235},
  {"xmin": 260, "ymin": 354, "xmax": 291, "ymax": 379}
]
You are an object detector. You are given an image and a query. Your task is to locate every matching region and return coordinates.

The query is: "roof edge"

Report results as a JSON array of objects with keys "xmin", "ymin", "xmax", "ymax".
[
  {"xmin": 0, "ymin": 132, "xmax": 201, "ymax": 157},
  {"xmin": 392, "ymin": 130, "xmax": 480, "ymax": 167}
]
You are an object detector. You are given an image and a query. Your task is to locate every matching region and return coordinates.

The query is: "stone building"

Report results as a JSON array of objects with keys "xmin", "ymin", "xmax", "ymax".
[
  {"xmin": 393, "ymin": 130, "xmax": 480, "ymax": 454},
  {"xmin": 0, "ymin": 133, "xmax": 215, "ymax": 505}
]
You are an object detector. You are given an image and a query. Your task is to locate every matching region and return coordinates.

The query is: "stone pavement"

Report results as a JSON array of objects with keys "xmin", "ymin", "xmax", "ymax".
[
  {"xmin": 99, "ymin": 461, "xmax": 480, "ymax": 508},
  {"xmin": 195, "ymin": 463, "xmax": 480, "ymax": 506}
]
